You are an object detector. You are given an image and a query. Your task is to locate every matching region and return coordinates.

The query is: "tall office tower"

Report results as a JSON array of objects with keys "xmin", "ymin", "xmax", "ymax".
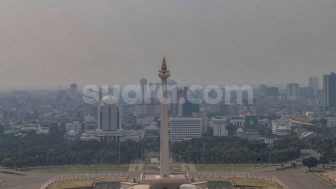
[
  {"xmin": 309, "ymin": 77, "xmax": 319, "ymax": 92},
  {"xmin": 97, "ymin": 96, "xmax": 122, "ymax": 131},
  {"xmin": 148, "ymin": 82, "xmax": 155, "ymax": 102},
  {"xmin": 168, "ymin": 79, "xmax": 177, "ymax": 86},
  {"xmin": 323, "ymin": 73, "xmax": 336, "ymax": 107},
  {"xmin": 266, "ymin": 87, "xmax": 279, "ymax": 97},
  {"xmin": 140, "ymin": 78, "xmax": 147, "ymax": 103},
  {"xmin": 182, "ymin": 99, "xmax": 200, "ymax": 117},
  {"xmin": 212, "ymin": 116, "xmax": 228, "ymax": 136},
  {"xmin": 70, "ymin": 83, "xmax": 77, "ymax": 98},
  {"xmin": 287, "ymin": 83, "xmax": 300, "ymax": 100},
  {"xmin": 300, "ymin": 87, "xmax": 315, "ymax": 97}
]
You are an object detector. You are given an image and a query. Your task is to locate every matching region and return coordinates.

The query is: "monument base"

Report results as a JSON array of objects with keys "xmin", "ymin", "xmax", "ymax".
[{"xmin": 140, "ymin": 172, "xmax": 191, "ymax": 189}]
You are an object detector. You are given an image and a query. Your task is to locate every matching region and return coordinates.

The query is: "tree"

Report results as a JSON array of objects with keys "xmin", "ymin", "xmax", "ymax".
[
  {"xmin": 319, "ymin": 155, "xmax": 329, "ymax": 169},
  {"xmin": 226, "ymin": 124, "xmax": 237, "ymax": 136},
  {"xmin": 302, "ymin": 157, "xmax": 319, "ymax": 170},
  {"xmin": 0, "ymin": 125, "xmax": 4, "ymax": 134},
  {"xmin": 1, "ymin": 158, "xmax": 14, "ymax": 168}
]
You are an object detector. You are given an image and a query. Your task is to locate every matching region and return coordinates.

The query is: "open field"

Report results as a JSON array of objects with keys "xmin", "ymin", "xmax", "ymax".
[
  {"xmin": 47, "ymin": 178, "xmax": 125, "ymax": 189},
  {"xmin": 200, "ymin": 177, "xmax": 279, "ymax": 187},
  {"xmin": 143, "ymin": 152, "xmax": 159, "ymax": 164},
  {"xmin": 309, "ymin": 172, "xmax": 336, "ymax": 188},
  {"xmin": 27, "ymin": 164, "xmax": 129, "ymax": 173},
  {"xmin": 0, "ymin": 170, "xmax": 26, "ymax": 176},
  {"xmin": 142, "ymin": 164, "xmax": 181, "ymax": 171},
  {"xmin": 0, "ymin": 177, "xmax": 6, "ymax": 185},
  {"xmin": 195, "ymin": 164, "xmax": 271, "ymax": 171}
]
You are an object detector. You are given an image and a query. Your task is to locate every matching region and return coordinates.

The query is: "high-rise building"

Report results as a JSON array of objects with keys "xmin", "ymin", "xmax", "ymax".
[
  {"xmin": 70, "ymin": 83, "xmax": 77, "ymax": 98},
  {"xmin": 169, "ymin": 118, "xmax": 202, "ymax": 143},
  {"xmin": 97, "ymin": 96, "xmax": 122, "ymax": 131},
  {"xmin": 136, "ymin": 102, "xmax": 161, "ymax": 115},
  {"xmin": 212, "ymin": 116, "xmax": 228, "ymax": 136},
  {"xmin": 323, "ymin": 73, "xmax": 336, "ymax": 107},
  {"xmin": 193, "ymin": 112, "xmax": 208, "ymax": 134},
  {"xmin": 182, "ymin": 99, "xmax": 200, "ymax": 117},
  {"xmin": 96, "ymin": 96, "xmax": 123, "ymax": 143},
  {"xmin": 266, "ymin": 87, "xmax": 279, "ymax": 97},
  {"xmin": 309, "ymin": 77, "xmax": 319, "ymax": 92},
  {"xmin": 140, "ymin": 78, "xmax": 147, "ymax": 103},
  {"xmin": 300, "ymin": 87, "xmax": 315, "ymax": 97},
  {"xmin": 287, "ymin": 83, "xmax": 300, "ymax": 100},
  {"xmin": 169, "ymin": 87, "xmax": 183, "ymax": 117}
]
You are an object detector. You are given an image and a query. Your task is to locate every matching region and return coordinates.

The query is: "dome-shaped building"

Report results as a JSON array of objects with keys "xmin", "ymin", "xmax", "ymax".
[{"xmin": 101, "ymin": 95, "xmax": 118, "ymax": 105}]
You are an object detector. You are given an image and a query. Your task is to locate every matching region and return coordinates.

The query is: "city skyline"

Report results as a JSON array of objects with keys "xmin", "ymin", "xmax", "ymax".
[{"xmin": 1, "ymin": 0, "xmax": 336, "ymax": 90}]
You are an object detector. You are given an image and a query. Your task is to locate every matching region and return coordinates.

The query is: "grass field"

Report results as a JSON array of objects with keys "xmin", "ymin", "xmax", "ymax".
[
  {"xmin": 201, "ymin": 177, "xmax": 279, "ymax": 187},
  {"xmin": 143, "ymin": 152, "xmax": 160, "ymax": 164},
  {"xmin": 185, "ymin": 165, "xmax": 190, "ymax": 171},
  {"xmin": 47, "ymin": 178, "xmax": 125, "ymax": 189},
  {"xmin": 27, "ymin": 164, "xmax": 129, "ymax": 173},
  {"xmin": 0, "ymin": 177, "xmax": 6, "ymax": 186},
  {"xmin": 196, "ymin": 164, "xmax": 271, "ymax": 171},
  {"xmin": 0, "ymin": 170, "xmax": 25, "ymax": 176},
  {"xmin": 143, "ymin": 164, "xmax": 181, "ymax": 171},
  {"xmin": 309, "ymin": 172, "xmax": 336, "ymax": 188}
]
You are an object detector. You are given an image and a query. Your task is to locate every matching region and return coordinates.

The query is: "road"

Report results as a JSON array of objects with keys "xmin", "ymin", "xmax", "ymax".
[
  {"xmin": 0, "ymin": 166, "xmax": 334, "ymax": 189},
  {"xmin": 272, "ymin": 167, "xmax": 334, "ymax": 189},
  {"xmin": 0, "ymin": 169, "xmax": 57, "ymax": 189}
]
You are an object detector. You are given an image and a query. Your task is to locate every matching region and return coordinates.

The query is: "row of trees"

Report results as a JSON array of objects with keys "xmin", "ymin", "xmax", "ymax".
[
  {"xmin": 0, "ymin": 126, "xmax": 143, "ymax": 168},
  {"xmin": 1, "ymin": 123, "xmax": 336, "ymax": 168},
  {"xmin": 171, "ymin": 135, "xmax": 304, "ymax": 164}
]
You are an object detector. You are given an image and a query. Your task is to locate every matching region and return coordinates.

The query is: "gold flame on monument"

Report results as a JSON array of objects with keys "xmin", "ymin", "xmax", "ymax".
[{"xmin": 161, "ymin": 57, "xmax": 167, "ymax": 71}]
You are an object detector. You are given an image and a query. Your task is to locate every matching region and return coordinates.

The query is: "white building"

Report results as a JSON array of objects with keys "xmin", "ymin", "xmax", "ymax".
[
  {"xmin": 120, "ymin": 130, "xmax": 145, "ymax": 142},
  {"xmin": 272, "ymin": 119, "xmax": 291, "ymax": 136},
  {"xmin": 98, "ymin": 96, "xmax": 122, "ymax": 131},
  {"xmin": 169, "ymin": 118, "xmax": 202, "ymax": 143},
  {"xmin": 96, "ymin": 95, "xmax": 123, "ymax": 143},
  {"xmin": 212, "ymin": 116, "xmax": 228, "ymax": 136},
  {"xmin": 327, "ymin": 117, "xmax": 336, "ymax": 127},
  {"xmin": 264, "ymin": 138, "xmax": 278, "ymax": 144},
  {"xmin": 193, "ymin": 112, "xmax": 208, "ymax": 134},
  {"xmin": 70, "ymin": 83, "xmax": 77, "ymax": 98},
  {"xmin": 287, "ymin": 83, "xmax": 300, "ymax": 100},
  {"xmin": 66, "ymin": 121, "xmax": 80, "ymax": 135},
  {"xmin": 230, "ymin": 118, "xmax": 245, "ymax": 127}
]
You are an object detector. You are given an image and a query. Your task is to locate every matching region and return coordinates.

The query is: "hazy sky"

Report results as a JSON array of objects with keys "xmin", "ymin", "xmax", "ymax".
[{"xmin": 0, "ymin": 0, "xmax": 335, "ymax": 91}]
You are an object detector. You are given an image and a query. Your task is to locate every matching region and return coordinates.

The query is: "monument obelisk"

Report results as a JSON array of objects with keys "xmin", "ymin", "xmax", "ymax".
[
  {"xmin": 140, "ymin": 58, "xmax": 190, "ymax": 189},
  {"xmin": 158, "ymin": 57, "xmax": 170, "ymax": 178}
]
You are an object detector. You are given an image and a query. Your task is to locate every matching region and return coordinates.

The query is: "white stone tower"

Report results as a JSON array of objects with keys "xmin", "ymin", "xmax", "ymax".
[
  {"xmin": 140, "ymin": 58, "xmax": 190, "ymax": 189},
  {"xmin": 158, "ymin": 57, "xmax": 170, "ymax": 178}
]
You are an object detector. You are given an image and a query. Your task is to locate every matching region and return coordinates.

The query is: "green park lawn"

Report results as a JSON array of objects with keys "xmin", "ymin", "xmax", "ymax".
[
  {"xmin": 27, "ymin": 164, "xmax": 129, "ymax": 173},
  {"xmin": 0, "ymin": 170, "xmax": 25, "ymax": 176},
  {"xmin": 143, "ymin": 152, "xmax": 160, "ymax": 164},
  {"xmin": 143, "ymin": 164, "xmax": 181, "ymax": 171},
  {"xmin": 0, "ymin": 177, "xmax": 6, "ymax": 186},
  {"xmin": 201, "ymin": 177, "xmax": 279, "ymax": 187},
  {"xmin": 47, "ymin": 178, "xmax": 125, "ymax": 189},
  {"xmin": 309, "ymin": 172, "xmax": 336, "ymax": 188},
  {"xmin": 196, "ymin": 164, "xmax": 270, "ymax": 171}
]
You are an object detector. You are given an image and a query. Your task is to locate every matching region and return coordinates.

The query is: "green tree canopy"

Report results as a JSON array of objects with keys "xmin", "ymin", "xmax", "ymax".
[{"xmin": 302, "ymin": 157, "xmax": 319, "ymax": 170}]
